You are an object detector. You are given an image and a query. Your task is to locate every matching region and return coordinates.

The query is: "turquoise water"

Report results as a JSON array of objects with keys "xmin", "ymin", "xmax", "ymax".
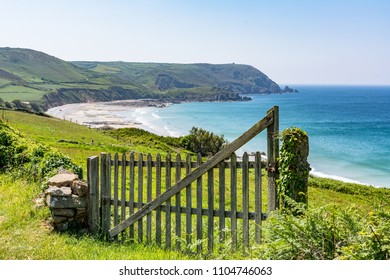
[{"xmin": 125, "ymin": 86, "xmax": 390, "ymax": 187}]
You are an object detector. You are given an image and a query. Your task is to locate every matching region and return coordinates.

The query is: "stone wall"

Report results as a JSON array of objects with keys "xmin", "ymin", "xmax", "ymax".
[{"xmin": 45, "ymin": 171, "xmax": 88, "ymax": 231}]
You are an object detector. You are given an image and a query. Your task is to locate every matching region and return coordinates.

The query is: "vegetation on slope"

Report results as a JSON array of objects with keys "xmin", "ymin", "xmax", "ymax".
[
  {"xmin": 73, "ymin": 61, "xmax": 281, "ymax": 95},
  {"xmin": 106, "ymin": 126, "xmax": 227, "ymax": 157},
  {"xmin": 261, "ymin": 205, "xmax": 390, "ymax": 260},
  {"xmin": 0, "ymin": 117, "xmax": 82, "ymax": 184},
  {"xmin": 0, "ymin": 175, "xmax": 189, "ymax": 260}
]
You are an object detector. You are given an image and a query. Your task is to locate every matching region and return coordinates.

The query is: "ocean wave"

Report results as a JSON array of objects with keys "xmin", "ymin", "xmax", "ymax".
[
  {"xmin": 310, "ymin": 167, "xmax": 366, "ymax": 185},
  {"xmin": 152, "ymin": 112, "xmax": 160, "ymax": 119},
  {"xmin": 163, "ymin": 126, "xmax": 183, "ymax": 137}
]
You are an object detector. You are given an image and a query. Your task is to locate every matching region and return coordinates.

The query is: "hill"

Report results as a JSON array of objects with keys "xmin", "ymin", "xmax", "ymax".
[
  {"xmin": 0, "ymin": 47, "xmax": 286, "ymax": 112},
  {"xmin": 0, "ymin": 47, "xmax": 88, "ymax": 83},
  {"xmin": 72, "ymin": 61, "xmax": 282, "ymax": 95}
]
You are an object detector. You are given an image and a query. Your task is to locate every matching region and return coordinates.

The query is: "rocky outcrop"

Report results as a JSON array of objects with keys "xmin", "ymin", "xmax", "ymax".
[
  {"xmin": 155, "ymin": 74, "xmax": 195, "ymax": 91},
  {"xmin": 281, "ymin": 86, "xmax": 299, "ymax": 93},
  {"xmin": 42, "ymin": 87, "xmax": 146, "ymax": 110},
  {"xmin": 45, "ymin": 171, "xmax": 88, "ymax": 231}
]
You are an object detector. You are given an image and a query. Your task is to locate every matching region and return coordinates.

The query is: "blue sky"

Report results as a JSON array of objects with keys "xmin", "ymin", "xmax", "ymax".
[{"xmin": 1, "ymin": 0, "xmax": 389, "ymax": 85}]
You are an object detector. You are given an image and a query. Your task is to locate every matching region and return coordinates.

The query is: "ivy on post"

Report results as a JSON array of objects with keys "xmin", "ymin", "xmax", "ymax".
[
  {"xmin": 278, "ymin": 127, "xmax": 310, "ymax": 211},
  {"xmin": 267, "ymin": 106, "xmax": 279, "ymax": 212}
]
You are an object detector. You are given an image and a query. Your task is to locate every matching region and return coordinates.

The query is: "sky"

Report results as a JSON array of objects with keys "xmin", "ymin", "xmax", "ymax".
[{"xmin": 1, "ymin": 0, "xmax": 389, "ymax": 85}]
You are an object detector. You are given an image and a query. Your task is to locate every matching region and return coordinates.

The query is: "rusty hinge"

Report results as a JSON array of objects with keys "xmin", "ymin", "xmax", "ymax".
[{"xmin": 266, "ymin": 164, "xmax": 276, "ymax": 173}]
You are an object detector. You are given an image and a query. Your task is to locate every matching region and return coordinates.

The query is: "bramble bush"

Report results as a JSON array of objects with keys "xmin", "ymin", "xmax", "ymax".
[
  {"xmin": 180, "ymin": 127, "xmax": 227, "ymax": 156},
  {"xmin": 259, "ymin": 206, "xmax": 389, "ymax": 260},
  {"xmin": 0, "ymin": 120, "xmax": 82, "ymax": 185}
]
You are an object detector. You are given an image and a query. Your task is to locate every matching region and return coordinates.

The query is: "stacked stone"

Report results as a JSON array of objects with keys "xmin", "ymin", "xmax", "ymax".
[{"xmin": 45, "ymin": 172, "xmax": 88, "ymax": 231}]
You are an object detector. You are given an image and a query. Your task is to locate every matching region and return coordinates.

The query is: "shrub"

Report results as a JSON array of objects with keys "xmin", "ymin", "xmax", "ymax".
[
  {"xmin": 0, "ymin": 120, "xmax": 82, "ymax": 185},
  {"xmin": 278, "ymin": 127, "xmax": 310, "ymax": 210},
  {"xmin": 38, "ymin": 151, "xmax": 83, "ymax": 179},
  {"xmin": 260, "ymin": 206, "xmax": 390, "ymax": 260},
  {"xmin": 180, "ymin": 127, "xmax": 227, "ymax": 156}
]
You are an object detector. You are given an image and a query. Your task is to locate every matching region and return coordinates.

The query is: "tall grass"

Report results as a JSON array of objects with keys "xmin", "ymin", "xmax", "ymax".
[
  {"xmin": 0, "ymin": 175, "xmax": 190, "ymax": 260},
  {"xmin": 258, "ymin": 206, "xmax": 390, "ymax": 260}
]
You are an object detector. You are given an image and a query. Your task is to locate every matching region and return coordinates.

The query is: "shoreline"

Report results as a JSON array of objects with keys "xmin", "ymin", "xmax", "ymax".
[{"xmin": 46, "ymin": 99, "xmax": 172, "ymax": 131}]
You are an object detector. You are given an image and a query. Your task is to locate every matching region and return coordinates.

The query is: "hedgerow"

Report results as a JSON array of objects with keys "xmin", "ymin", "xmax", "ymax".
[
  {"xmin": 259, "ymin": 206, "xmax": 390, "ymax": 260},
  {"xmin": 0, "ymin": 120, "xmax": 82, "ymax": 186}
]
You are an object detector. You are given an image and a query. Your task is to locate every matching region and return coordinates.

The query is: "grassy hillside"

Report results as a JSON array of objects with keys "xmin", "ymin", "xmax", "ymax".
[
  {"xmin": 0, "ymin": 48, "xmax": 125, "ymax": 108},
  {"xmin": 0, "ymin": 47, "xmax": 88, "ymax": 83},
  {"xmin": 0, "ymin": 47, "xmax": 283, "ymax": 112},
  {"xmin": 73, "ymin": 61, "xmax": 281, "ymax": 95},
  {"xmin": 1, "ymin": 111, "xmax": 389, "ymax": 260}
]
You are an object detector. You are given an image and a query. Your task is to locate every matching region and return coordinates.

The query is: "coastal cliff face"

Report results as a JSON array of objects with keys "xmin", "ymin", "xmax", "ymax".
[
  {"xmin": 0, "ymin": 47, "xmax": 291, "ymax": 112},
  {"xmin": 42, "ymin": 87, "xmax": 251, "ymax": 109}
]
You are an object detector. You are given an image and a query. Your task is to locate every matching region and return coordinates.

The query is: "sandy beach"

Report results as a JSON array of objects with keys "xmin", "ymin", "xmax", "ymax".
[{"xmin": 46, "ymin": 99, "xmax": 171, "ymax": 130}]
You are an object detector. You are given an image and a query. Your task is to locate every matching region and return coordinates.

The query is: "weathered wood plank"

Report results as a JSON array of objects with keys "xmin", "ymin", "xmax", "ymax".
[
  {"xmin": 230, "ymin": 153, "xmax": 237, "ymax": 251},
  {"xmin": 146, "ymin": 153, "xmax": 153, "ymax": 244},
  {"xmin": 129, "ymin": 152, "xmax": 135, "ymax": 240},
  {"xmin": 122, "ymin": 200, "xmax": 265, "ymax": 220},
  {"xmin": 207, "ymin": 166, "xmax": 214, "ymax": 252},
  {"xmin": 100, "ymin": 153, "xmax": 111, "ymax": 239},
  {"xmin": 196, "ymin": 153, "xmax": 203, "ymax": 254},
  {"xmin": 219, "ymin": 161, "xmax": 225, "ymax": 243},
  {"xmin": 185, "ymin": 154, "xmax": 192, "ymax": 248},
  {"xmin": 155, "ymin": 153, "xmax": 162, "ymax": 246},
  {"xmin": 108, "ymin": 110, "xmax": 273, "ymax": 238},
  {"xmin": 138, "ymin": 153, "xmax": 143, "ymax": 242},
  {"xmin": 267, "ymin": 106, "xmax": 279, "ymax": 212},
  {"xmin": 113, "ymin": 153, "xmax": 119, "ymax": 241},
  {"xmin": 165, "ymin": 153, "xmax": 172, "ymax": 249},
  {"xmin": 255, "ymin": 151, "xmax": 262, "ymax": 243},
  {"xmin": 242, "ymin": 152, "xmax": 250, "ymax": 249},
  {"xmin": 121, "ymin": 153, "xmax": 126, "ymax": 242},
  {"xmin": 113, "ymin": 159, "xmax": 266, "ymax": 169},
  {"xmin": 175, "ymin": 153, "xmax": 181, "ymax": 251},
  {"xmin": 87, "ymin": 156, "xmax": 99, "ymax": 235}
]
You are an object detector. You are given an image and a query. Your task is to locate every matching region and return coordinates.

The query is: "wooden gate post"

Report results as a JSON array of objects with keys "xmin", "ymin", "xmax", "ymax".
[
  {"xmin": 87, "ymin": 156, "xmax": 99, "ymax": 234},
  {"xmin": 279, "ymin": 128, "xmax": 310, "ymax": 208},
  {"xmin": 100, "ymin": 153, "xmax": 111, "ymax": 238},
  {"xmin": 267, "ymin": 106, "xmax": 279, "ymax": 212}
]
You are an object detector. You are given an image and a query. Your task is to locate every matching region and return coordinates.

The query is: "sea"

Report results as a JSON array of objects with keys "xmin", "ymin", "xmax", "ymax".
[{"xmin": 116, "ymin": 85, "xmax": 390, "ymax": 188}]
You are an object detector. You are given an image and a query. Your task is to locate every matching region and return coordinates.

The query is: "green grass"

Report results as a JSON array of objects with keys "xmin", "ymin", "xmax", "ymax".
[
  {"xmin": 0, "ymin": 48, "xmax": 88, "ymax": 83},
  {"xmin": 2, "ymin": 111, "xmax": 194, "ymax": 169},
  {"xmin": 0, "ymin": 175, "xmax": 189, "ymax": 260},
  {"xmin": 0, "ymin": 85, "xmax": 46, "ymax": 101},
  {"xmin": 308, "ymin": 177, "xmax": 390, "ymax": 214},
  {"xmin": 0, "ymin": 78, "xmax": 10, "ymax": 87},
  {"xmin": 1, "ymin": 110, "xmax": 129, "ymax": 168},
  {"xmin": 91, "ymin": 64, "xmax": 121, "ymax": 74}
]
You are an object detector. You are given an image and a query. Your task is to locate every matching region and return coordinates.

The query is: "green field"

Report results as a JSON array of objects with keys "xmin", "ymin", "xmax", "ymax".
[{"xmin": 0, "ymin": 85, "xmax": 46, "ymax": 102}]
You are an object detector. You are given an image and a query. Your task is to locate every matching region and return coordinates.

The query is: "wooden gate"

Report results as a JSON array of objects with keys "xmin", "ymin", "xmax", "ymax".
[{"xmin": 87, "ymin": 106, "xmax": 279, "ymax": 253}]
